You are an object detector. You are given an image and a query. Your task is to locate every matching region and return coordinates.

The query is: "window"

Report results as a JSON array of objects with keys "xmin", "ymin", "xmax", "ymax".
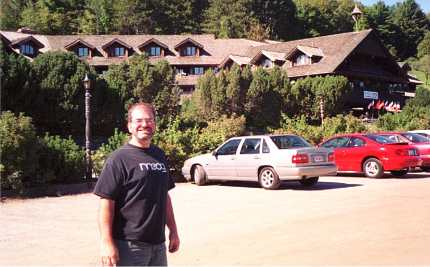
[
  {"xmin": 148, "ymin": 46, "xmax": 161, "ymax": 56},
  {"xmin": 347, "ymin": 137, "xmax": 365, "ymax": 147},
  {"xmin": 261, "ymin": 58, "xmax": 272, "ymax": 68},
  {"xmin": 401, "ymin": 133, "xmax": 429, "ymax": 143},
  {"xmin": 262, "ymin": 139, "xmax": 270, "ymax": 153},
  {"xmin": 181, "ymin": 46, "xmax": 196, "ymax": 56},
  {"xmin": 366, "ymin": 134, "xmax": 397, "ymax": 144},
  {"xmin": 240, "ymin": 138, "xmax": 261, "ymax": 154},
  {"xmin": 113, "ymin": 47, "xmax": 125, "ymax": 57},
  {"xmin": 216, "ymin": 139, "xmax": 241, "ymax": 155},
  {"xmin": 295, "ymin": 54, "xmax": 308, "ymax": 66},
  {"xmin": 321, "ymin": 137, "xmax": 350, "ymax": 148},
  {"xmin": 191, "ymin": 67, "xmax": 204, "ymax": 75},
  {"xmin": 270, "ymin": 135, "xmax": 311, "ymax": 149},
  {"xmin": 78, "ymin": 47, "xmax": 89, "ymax": 57},
  {"xmin": 20, "ymin": 43, "xmax": 34, "ymax": 56}
]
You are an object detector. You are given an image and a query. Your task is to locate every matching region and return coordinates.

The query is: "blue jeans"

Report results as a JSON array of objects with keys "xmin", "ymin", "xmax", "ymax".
[{"xmin": 115, "ymin": 239, "xmax": 167, "ymax": 266}]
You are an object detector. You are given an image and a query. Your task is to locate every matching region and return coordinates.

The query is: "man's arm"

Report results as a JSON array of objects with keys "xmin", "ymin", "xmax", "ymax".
[
  {"xmin": 166, "ymin": 193, "xmax": 180, "ymax": 253},
  {"xmin": 98, "ymin": 198, "xmax": 119, "ymax": 266}
]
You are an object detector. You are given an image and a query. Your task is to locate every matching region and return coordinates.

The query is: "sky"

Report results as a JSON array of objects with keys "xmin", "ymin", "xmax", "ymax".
[{"xmin": 360, "ymin": 0, "xmax": 430, "ymax": 13}]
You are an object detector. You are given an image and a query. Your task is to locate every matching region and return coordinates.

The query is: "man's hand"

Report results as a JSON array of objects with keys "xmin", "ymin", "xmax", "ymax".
[
  {"xmin": 168, "ymin": 230, "xmax": 180, "ymax": 253},
  {"xmin": 100, "ymin": 241, "xmax": 119, "ymax": 266}
]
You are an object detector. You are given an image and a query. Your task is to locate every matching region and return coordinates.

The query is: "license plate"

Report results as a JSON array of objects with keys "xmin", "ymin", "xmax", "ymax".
[{"xmin": 312, "ymin": 155, "xmax": 324, "ymax": 162}]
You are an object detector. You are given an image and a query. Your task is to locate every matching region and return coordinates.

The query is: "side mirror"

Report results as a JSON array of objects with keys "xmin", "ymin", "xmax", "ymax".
[{"xmin": 212, "ymin": 150, "xmax": 218, "ymax": 156}]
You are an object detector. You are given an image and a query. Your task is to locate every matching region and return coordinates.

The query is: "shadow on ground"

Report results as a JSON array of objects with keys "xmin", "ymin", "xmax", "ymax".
[
  {"xmin": 206, "ymin": 180, "xmax": 362, "ymax": 191},
  {"xmin": 337, "ymin": 172, "xmax": 430, "ymax": 180}
]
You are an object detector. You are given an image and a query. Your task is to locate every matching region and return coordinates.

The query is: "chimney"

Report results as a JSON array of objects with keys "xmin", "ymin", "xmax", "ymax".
[{"xmin": 17, "ymin": 27, "xmax": 37, "ymax": 34}]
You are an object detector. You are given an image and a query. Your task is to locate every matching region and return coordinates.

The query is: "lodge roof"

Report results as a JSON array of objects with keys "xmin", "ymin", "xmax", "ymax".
[{"xmin": 0, "ymin": 29, "xmax": 411, "ymax": 84}]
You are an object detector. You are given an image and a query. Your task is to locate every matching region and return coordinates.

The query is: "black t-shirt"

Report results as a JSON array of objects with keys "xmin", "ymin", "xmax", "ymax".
[{"xmin": 94, "ymin": 143, "xmax": 175, "ymax": 244}]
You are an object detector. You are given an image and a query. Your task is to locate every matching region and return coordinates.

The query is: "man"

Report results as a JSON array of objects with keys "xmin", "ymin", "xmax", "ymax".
[{"xmin": 94, "ymin": 102, "xmax": 180, "ymax": 266}]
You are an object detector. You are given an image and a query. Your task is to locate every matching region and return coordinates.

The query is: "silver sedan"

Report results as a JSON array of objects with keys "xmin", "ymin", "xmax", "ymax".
[{"xmin": 182, "ymin": 134, "xmax": 337, "ymax": 189}]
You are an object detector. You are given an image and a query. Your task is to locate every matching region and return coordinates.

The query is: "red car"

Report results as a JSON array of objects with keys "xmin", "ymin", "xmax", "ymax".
[
  {"xmin": 320, "ymin": 133, "xmax": 422, "ymax": 178},
  {"xmin": 374, "ymin": 132, "xmax": 430, "ymax": 172}
]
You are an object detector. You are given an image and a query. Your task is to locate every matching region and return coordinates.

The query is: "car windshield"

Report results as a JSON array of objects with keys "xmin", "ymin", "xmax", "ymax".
[
  {"xmin": 366, "ymin": 134, "xmax": 399, "ymax": 144},
  {"xmin": 270, "ymin": 135, "xmax": 311, "ymax": 149},
  {"xmin": 401, "ymin": 133, "xmax": 430, "ymax": 143}
]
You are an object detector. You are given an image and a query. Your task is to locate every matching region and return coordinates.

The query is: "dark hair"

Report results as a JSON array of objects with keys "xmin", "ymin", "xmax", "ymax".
[{"xmin": 127, "ymin": 103, "xmax": 156, "ymax": 122}]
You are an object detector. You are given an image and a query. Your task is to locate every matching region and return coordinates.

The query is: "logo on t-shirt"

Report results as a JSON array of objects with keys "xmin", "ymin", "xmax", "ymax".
[{"xmin": 139, "ymin": 162, "xmax": 167, "ymax": 173}]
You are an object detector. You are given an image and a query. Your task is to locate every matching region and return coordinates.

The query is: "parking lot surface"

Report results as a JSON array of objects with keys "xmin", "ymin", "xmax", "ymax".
[{"xmin": 1, "ymin": 173, "xmax": 430, "ymax": 265}]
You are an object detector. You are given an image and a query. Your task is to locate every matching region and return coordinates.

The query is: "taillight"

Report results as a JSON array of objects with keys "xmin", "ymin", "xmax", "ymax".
[
  {"xmin": 395, "ymin": 148, "xmax": 419, "ymax": 156},
  {"xmin": 395, "ymin": 149, "xmax": 408, "ymax": 156},
  {"xmin": 328, "ymin": 152, "xmax": 335, "ymax": 162},
  {"xmin": 292, "ymin": 154, "xmax": 309, "ymax": 164}
]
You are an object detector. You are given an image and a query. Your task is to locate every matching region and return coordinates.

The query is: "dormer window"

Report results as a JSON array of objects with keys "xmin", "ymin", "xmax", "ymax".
[
  {"xmin": 147, "ymin": 46, "xmax": 161, "ymax": 56},
  {"xmin": 78, "ymin": 47, "xmax": 89, "ymax": 57},
  {"xmin": 295, "ymin": 54, "xmax": 308, "ymax": 66},
  {"xmin": 181, "ymin": 46, "xmax": 196, "ymax": 56},
  {"xmin": 101, "ymin": 38, "xmax": 132, "ymax": 58},
  {"xmin": 20, "ymin": 43, "xmax": 34, "ymax": 56},
  {"xmin": 286, "ymin": 45, "xmax": 323, "ymax": 67},
  {"xmin": 174, "ymin": 38, "xmax": 206, "ymax": 57},
  {"xmin": 113, "ymin": 47, "xmax": 125, "ymax": 57},
  {"xmin": 64, "ymin": 39, "xmax": 95, "ymax": 58}
]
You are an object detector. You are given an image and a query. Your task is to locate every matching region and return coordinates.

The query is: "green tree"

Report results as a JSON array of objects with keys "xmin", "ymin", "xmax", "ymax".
[
  {"xmin": 203, "ymin": 0, "xmax": 252, "ymax": 38},
  {"xmin": 250, "ymin": 0, "xmax": 299, "ymax": 40},
  {"xmin": 20, "ymin": 0, "xmax": 82, "ymax": 34},
  {"xmin": 365, "ymin": 1, "xmax": 400, "ymax": 58},
  {"xmin": 391, "ymin": 0, "xmax": 430, "ymax": 60},
  {"xmin": 0, "ymin": 45, "xmax": 33, "ymax": 114},
  {"xmin": 194, "ymin": 69, "xmax": 217, "ymax": 118},
  {"xmin": 30, "ymin": 51, "xmax": 92, "ymax": 135},
  {"xmin": 417, "ymin": 31, "xmax": 430, "ymax": 58},
  {"xmin": 78, "ymin": 0, "xmax": 114, "ymax": 34},
  {"xmin": 0, "ymin": 0, "xmax": 28, "ymax": 30}
]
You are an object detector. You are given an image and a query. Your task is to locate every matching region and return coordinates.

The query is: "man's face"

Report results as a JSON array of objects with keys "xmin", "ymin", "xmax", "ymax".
[{"xmin": 127, "ymin": 107, "xmax": 156, "ymax": 142}]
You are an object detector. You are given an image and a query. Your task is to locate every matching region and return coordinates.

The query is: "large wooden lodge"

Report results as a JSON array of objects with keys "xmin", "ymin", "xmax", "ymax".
[{"xmin": 1, "ymin": 28, "xmax": 421, "ymax": 112}]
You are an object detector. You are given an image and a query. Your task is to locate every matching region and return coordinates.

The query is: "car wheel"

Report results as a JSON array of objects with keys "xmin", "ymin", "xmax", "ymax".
[
  {"xmin": 390, "ymin": 170, "xmax": 408, "ymax": 177},
  {"xmin": 258, "ymin": 167, "xmax": 280, "ymax": 190},
  {"xmin": 363, "ymin": 158, "xmax": 384, "ymax": 178},
  {"xmin": 421, "ymin": 166, "xmax": 430, "ymax": 172},
  {"xmin": 299, "ymin": 176, "xmax": 319, "ymax": 186},
  {"xmin": 193, "ymin": 165, "xmax": 207, "ymax": 186}
]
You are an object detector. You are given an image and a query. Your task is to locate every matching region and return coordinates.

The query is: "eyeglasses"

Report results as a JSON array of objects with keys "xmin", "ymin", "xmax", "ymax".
[{"xmin": 131, "ymin": 118, "xmax": 155, "ymax": 124}]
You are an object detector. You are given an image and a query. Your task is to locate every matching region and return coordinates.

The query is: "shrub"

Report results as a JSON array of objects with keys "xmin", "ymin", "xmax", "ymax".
[
  {"xmin": 0, "ymin": 111, "xmax": 39, "ymax": 190},
  {"xmin": 153, "ymin": 117, "xmax": 199, "ymax": 174},
  {"xmin": 92, "ymin": 129, "xmax": 129, "ymax": 176},
  {"xmin": 37, "ymin": 134, "xmax": 86, "ymax": 184},
  {"xmin": 277, "ymin": 114, "xmax": 323, "ymax": 144},
  {"xmin": 321, "ymin": 115, "xmax": 367, "ymax": 140},
  {"xmin": 193, "ymin": 115, "xmax": 246, "ymax": 154}
]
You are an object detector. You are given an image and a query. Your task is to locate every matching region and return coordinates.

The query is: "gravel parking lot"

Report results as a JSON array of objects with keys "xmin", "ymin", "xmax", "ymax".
[{"xmin": 1, "ymin": 173, "xmax": 430, "ymax": 265}]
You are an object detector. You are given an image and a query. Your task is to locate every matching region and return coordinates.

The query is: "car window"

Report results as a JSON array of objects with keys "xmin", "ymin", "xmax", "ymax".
[
  {"xmin": 217, "ymin": 139, "xmax": 241, "ymax": 155},
  {"xmin": 321, "ymin": 137, "xmax": 350, "ymax": 148},
  {"xmin": 401, "ymin": 133, "xmax": 429, "ymax": 143},
  {"xmin": 270, "ymin": 135, "xmax": 311, "ymax": 149},
  {"xmin": 347, "ymin": 137, "xmax": 366, "ymax": 147},
  {"xmin": 240, "ymin": 138, "xmax": 261, "ymax": 154},
  {"xmin": 262, "ymin": 139, "xmax": 270, "ymax": 153},
  {"xmin": 365, "ymin": 134, "xmax": 397, "ymax": 144},
  {"xmin": 378, "ymin": 134, "xmax": 401, "ymax": 143}
]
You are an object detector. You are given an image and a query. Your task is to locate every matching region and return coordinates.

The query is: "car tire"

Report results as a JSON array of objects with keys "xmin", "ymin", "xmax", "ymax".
[
  {"xmin": 299, "ymin": 176, "xmax": 319, "ymax": 186},
  {"xmin": 390, "ymin": 170, "xmax": 408, "ymax": 177},
  {"xmin": 421, "ymin": 166, "xmax": 430, "ymax": 172},
  {"xmin": 258, "ymin": 167, "xmax": 280, "ymax": 190},
  {"xmin": 193, "ymin": 165, "xmax": 207, "ymax": 186},
  {"xmin": 363, "ymin": 158, "xmax": 384, "ymax": 178}
]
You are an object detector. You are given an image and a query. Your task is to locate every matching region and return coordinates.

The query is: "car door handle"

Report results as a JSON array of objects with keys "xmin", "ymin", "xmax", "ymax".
[
  {"xmin": 230, "ymin": 157, "xmax": 236, "ymax": 160},
  {"xmin": 253, "ymin": 156, "xmax": 260, "ymax": 159}
]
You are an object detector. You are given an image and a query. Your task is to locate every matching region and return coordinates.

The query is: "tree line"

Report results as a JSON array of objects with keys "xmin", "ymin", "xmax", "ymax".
[{"xmin": 1, "ymin": 0, "xmax": 430, "ymax": 60}]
